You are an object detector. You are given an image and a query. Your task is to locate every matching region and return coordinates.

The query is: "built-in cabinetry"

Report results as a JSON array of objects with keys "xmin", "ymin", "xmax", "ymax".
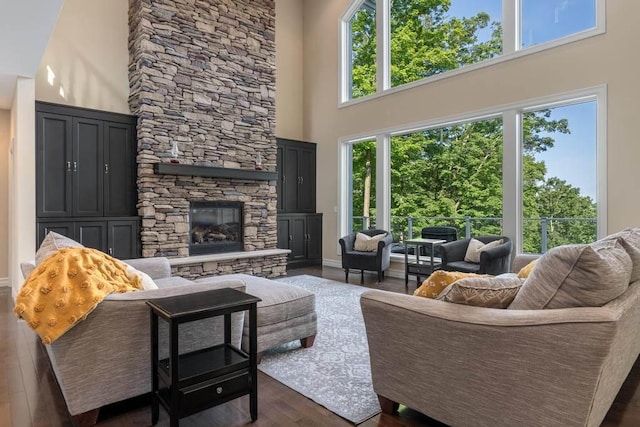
[
  {"xmin": 276, "ymin": 138, "xmax": 322, "ymax": 268},
  {"xmin": 36, "ymin": 102, "xmax": 140, "ymax": 259}
]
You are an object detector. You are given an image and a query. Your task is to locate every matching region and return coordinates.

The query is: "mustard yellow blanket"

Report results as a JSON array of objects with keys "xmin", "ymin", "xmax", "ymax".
[{"xmin": 14, "ymin": 247, "xmax": 143, "ymax": 344}]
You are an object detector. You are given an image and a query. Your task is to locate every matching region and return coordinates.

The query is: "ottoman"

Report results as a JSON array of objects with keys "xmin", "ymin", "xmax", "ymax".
[{"xmin": 196, "ymin": 274, "xmax": 317, "ymax": 362}]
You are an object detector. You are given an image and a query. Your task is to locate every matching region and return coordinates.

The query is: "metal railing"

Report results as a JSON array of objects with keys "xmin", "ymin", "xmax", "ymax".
[{"xmin": 353, "ymin": 215, "xmax": 597, "ymax": 253}]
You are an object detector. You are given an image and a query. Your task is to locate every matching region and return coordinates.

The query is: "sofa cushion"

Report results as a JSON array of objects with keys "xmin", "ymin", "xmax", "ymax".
[
  {"xmin": 509, "ymin": 240, "xmax": 632, "ymax": 310},
  {"xmin": 354, "ymin": 232, "xmax": 386, "ymax": 252},
  {"xmin": 600, "ymin": 228, "xmax": 640, "ymax": 282},
  {"xmin": 154, "ymin": 276, "xmax": 193, "ymax": 288},
  {"xmin": 436, "ymin": 274, "xmax": 523, "ymax": 308},
  {"xmin": 413, "ymin": 270, "xmax": 490, "ymax": 299},
  {"xmin": 36, "ymin": 232, "xmax": 83, "ymax": 265},
  {"xmin": 464, "ymin": 238, "xmax": 503, "ymax": 263},
  {"xmin": 445, "ymin": 261, "xmax": 481, "ymax": 273}
]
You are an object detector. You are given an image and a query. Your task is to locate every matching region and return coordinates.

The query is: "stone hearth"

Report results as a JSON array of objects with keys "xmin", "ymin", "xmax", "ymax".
[{"xmin": 128, "ymin": 0, "xmax": 285, "ymax": 277}]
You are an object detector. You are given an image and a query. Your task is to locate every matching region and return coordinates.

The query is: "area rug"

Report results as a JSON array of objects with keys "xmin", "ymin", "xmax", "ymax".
[{"xmin": 259, "ymin": 275, "xmax": 381, "ymax": 424}]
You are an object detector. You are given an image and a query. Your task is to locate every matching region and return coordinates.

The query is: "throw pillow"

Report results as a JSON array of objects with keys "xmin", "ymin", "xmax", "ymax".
[
  {"xmin": 508, "ymin": 239, "xmax": 632, "ymax": 310},
  {"xmin": 517, "ymin": 259, "xmax": 538, "ymax": 279},
  {"xmin": 436, "ymin": 274, "xmax": 523, "ymax": 308},
  {"xmin": 354, "ymin": 232, "xmax": 386, "ymax": 252},
  {"xmin": 36, "ymin": 232, "xmax": 84, "ymax": 265},
  {"xmin": 413, "ymin": 270, "xmax": 490, "ymax": 299},
  {"xmin": 464, "ymin": 238, "xmax": 503, "ymax": 263},
  {"xmin": 599, "ymin": 228, "xmax": 640, "ymax": 282},
  {"xmin": 123, "ymin": 263, "xmax": 158, "ymax": 290}
]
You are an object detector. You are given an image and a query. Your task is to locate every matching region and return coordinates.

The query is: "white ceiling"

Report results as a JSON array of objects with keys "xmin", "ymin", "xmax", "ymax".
[{"xmin": 0, "ymin": 0, "xmax": 63, "ymax": 109}]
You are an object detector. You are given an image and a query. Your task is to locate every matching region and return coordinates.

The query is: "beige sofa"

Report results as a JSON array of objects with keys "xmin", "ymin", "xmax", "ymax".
[{"xmin": 360, "ymin": 254, "xmax": 640, "ymax": 427}]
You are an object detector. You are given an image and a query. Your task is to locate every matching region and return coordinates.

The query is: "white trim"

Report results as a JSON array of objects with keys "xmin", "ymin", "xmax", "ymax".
[
  {"xmin": 0, "ymin": 277, "xmax": 9, "ymax": 287},
  {"xmin": 596, "ymin": 85, "xmax": 608, "ymax": 237},
  {"xmin": 339, "ymin": 0, "xmax": 606, "ymax": 109},
  {"xmin": 503, "ymin": 109, "xmax": 521, "ymax": 253},
  {"xmin": 323, "ymin": 258, "xmax": 408, "ymax": 281},
  {"xmin": 168, "ymin": 249, "xmax": 290, "ymax": 267}
]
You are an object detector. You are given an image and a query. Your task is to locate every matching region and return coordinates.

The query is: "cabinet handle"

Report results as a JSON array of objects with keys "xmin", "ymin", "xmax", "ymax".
[
  {"xmin": 66, "ymin": 161, "xmax": 71, "ymax": 172},
  {"xmin": 289, "ymin": 235, "xmax": 292, "ymax": 241},
  {"xmin": 108, "ymin": 248, "xmax": 113, "ymax": 255},
  {"xmin": 282, "ymin": 175, "xmax": 285, "ymax": 183},
  {"xmin": 300, "ymin": 176, "xmax": 304, "ymax": 184},
  {"xmin": 73, "ymin": 161, "xmax": 77, "ymax": 172},
  {"xmin": 216, "ymin": 386, "xmax": 223, "ymax": 394},
  {"xmin": 104, "ymin": 163, "xmax": 109, "ymax": 174}
]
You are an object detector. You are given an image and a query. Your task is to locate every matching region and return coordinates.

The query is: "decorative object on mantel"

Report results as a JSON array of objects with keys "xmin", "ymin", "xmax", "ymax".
[
  {"xmin": 155, "ymin": 163, "xmax": 278, "ymax": 181},
  {"xmin": 169, "ymin": 141, "xmax": 182, "ymax": 163},
  {"xmin": 255, "ymin": 152, "xmax": 263, "ymax": 170}
]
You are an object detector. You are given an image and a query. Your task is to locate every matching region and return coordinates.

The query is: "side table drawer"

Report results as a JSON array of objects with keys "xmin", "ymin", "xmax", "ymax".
[{"xmin": 180, "ymin": 371, "xmax": 250, "ymax": 416}]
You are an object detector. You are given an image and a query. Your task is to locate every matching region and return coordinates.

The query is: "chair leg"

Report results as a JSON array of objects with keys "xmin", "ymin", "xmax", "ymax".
[
  {"xmin": 345, "ymin": 269, "xmax": 349, "ymax": 282},
  {"xmin": 377, "ymin": 270, "xmax": 382, "ymax": 283},
  {"xmin": 377, "ymin": 394, "xmax": 399, "ymax": 415},
  {"xmin": 360, "ymin": 270, "xmax": 364, "ymax": 284}
]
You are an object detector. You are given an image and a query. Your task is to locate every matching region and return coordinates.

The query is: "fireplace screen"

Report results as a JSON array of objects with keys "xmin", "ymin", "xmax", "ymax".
[{"xmin": 189, "ymin": 201, "xmax": 243, "ymax": 255}]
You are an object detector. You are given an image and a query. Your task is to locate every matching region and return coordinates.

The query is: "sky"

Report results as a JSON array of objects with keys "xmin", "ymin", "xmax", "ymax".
[{"xmin": 446, "ymin": 0, "xmax": 598, "ymax": 200}]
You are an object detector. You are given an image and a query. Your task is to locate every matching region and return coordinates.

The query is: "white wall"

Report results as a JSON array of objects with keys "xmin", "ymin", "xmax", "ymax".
[
  {"xmin": 0, "ymin": 109, "xmax": 9, "ymax": 286},
  {"xmin": 35, "ymin": 0, "xmax": 130, "ymax": 113},
  {"xmin": 275, "ymin": 0, "xmax": 304, "ymax": 140},
  {"xmin": 9, "ymin": 78, "xmax": 36, "ymax": 297},
  {"xmin": 303, "ymin": 1, "xmax": 640, "ymax": 267}
]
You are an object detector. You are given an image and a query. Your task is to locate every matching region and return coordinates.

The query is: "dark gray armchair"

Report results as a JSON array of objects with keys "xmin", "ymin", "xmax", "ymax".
[
  {"xmin": 339, "ymin": 229, "xmax": 393, "ymax": 283},
  {"xmin": 440, "ymin": 235, "xmax": 512, "ymax": 275}
]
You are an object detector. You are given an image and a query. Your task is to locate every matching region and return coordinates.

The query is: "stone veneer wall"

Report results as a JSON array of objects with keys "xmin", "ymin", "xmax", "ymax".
[{"xmin": 128, "ymin": 0, "xmax": 285, "ymax": 277}]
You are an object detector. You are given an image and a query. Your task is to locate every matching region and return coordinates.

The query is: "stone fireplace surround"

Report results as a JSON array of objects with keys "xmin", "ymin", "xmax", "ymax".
[{"xmin": 128, "ymin": 0, "xmax": 287, "ymax": 278}]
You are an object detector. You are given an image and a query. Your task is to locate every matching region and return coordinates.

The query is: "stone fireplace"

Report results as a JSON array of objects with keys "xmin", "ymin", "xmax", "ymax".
[
  {"xmin": 128, "ymin": 0, "xmax": 287, "ymax": 278},
  {"xmin": 190, "ymin": 201, "xmax": 243, "ymax": 255}
]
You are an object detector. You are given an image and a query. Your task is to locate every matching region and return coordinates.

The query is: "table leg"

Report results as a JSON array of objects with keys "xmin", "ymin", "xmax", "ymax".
[
  {"xmin": 250, "ymin": 304, "xmax": 258, "ymax": 421},
  {"xmin": 150, "ymin": 312, "xmax": 159, "ymax": 425}
]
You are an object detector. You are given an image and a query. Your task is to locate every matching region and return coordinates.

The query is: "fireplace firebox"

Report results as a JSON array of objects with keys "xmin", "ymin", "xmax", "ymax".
[{"xmin": 189, "ymin": 201, "xmax": 243, "ymax": 255}]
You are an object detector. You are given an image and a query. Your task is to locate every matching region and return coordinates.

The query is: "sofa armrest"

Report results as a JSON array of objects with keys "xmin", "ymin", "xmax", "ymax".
[
  {"xmin": 440, "ymin": 238, "xmax": 469, "ymax": 265},
  {"xmin": 360, "ymin": 289, "xmax": 625, "ymax": 427},
  {"xmin": 122, "ymin": 256, "xmax": 172, "ymax": 280}
]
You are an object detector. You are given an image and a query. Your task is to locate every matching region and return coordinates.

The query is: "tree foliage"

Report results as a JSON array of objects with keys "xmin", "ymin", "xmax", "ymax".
[{"xmin": 349, "ymin": 0, "xmax": 596, "ymax": 251}]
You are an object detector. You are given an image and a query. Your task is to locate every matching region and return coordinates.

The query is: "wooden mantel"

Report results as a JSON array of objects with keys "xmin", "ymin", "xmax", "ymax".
[{"xmin": 155, "ymin": 163, "xmax": 278, "ymax": 181}]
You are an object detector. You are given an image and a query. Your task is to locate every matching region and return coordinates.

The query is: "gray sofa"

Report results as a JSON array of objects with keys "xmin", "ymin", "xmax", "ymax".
[
  {"xmin": 360, "ymin": 254, "xmax": 640, "ymax": 427},
  {"xmin": 19, "ymin": 257, "xmax": 316, "ymax": 425}
]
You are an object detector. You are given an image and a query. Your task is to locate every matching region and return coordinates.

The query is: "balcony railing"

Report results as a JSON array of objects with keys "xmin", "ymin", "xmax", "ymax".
[{"xmin": 352, "ymin": 216, "xmax": 597, "ymax": 254}]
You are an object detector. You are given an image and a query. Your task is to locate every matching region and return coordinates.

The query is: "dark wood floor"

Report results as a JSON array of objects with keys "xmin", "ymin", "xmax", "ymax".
[{"xmin": 1, "ymin": 266, "xmax": 639, "ymax": 426}]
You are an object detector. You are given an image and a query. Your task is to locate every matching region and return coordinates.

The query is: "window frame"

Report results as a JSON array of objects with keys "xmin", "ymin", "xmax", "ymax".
[{"xmin": 339, "ymin": 0, "xmax": 606, "ymax": 107}]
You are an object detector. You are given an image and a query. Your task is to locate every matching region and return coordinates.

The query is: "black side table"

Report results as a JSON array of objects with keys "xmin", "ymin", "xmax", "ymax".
[{"xmin": 147, "ymin": 288, "xmax": 261, "ymax": 427}]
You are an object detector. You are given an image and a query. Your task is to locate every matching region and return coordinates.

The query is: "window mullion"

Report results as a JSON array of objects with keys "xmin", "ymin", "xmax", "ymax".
[
  {"xmin": 502, "ymin": 110, "xmax": 522, "ymax": 254},
  {"xmin": 376, "ymin": 134, "xmax": 390, "ymax": 231},
  {"xmin": 503, "ymin": 0, "xmax": 518, "ymax": 54},
  {"xmin": 376, "ymin": 0, "xmax": 389, "ymax": 92}
]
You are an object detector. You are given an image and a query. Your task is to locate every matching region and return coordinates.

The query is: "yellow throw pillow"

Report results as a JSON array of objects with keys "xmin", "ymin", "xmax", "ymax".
[
  {"xmin": 14, "ymin": 247, "xmax": 143, "ymax": 344},
  {"xmin": 414, "ymin": 270, "xmax": 491, "ymax": 299},
  {"xmin": 517, "ymin": 259, "xmax": 538, "ymax": 279}
]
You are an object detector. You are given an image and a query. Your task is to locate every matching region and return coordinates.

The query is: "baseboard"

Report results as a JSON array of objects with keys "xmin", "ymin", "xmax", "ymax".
[
  {"xmin": 0, "ymin": 277, "xmax": 8, "ymax": 287},
  {"xmin": 322, "ymin": 259, "xmax": 418, "ymax": 282}
]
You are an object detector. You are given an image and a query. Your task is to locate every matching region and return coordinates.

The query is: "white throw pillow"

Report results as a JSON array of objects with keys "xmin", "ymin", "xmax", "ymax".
[
  {"xmin": 464, "ymin": 238, "xmax": 503, "ymax": 264},
  {"xmin": 35, "ymin": 232, "xmax": 83, "ymax": 265},
  {"xmin": 123, "ymin": 263, "xmax": 159, "ymax": 290},
  {"xmin": 354, "ymin": 232, "xmax": 387, "ymax": 252}
]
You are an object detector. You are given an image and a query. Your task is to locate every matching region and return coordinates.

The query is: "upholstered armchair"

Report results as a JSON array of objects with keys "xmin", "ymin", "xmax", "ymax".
[
  {"xmin": 339, "ymin": 229, "xmax": 393, "ymax": 283},
  {"xmin": 440, "ymin": 235, "xmax": 512, "ymax": 275}
]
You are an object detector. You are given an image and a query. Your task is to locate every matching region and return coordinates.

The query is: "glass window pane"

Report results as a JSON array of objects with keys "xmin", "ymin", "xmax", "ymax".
[
  {"xmin": 390, "ymin": 0, "xmax": 502, "ymax": 87},
  {"xmin": 522, "ymin": 101, "xmax": 597, "ymax": 253},
  {"xmin": 349, "ymin": 140, "xmax": 376, "ymax": 231},
  {"xmin": 521, "ymin": 0, "xmax": 596, "ymax": 49},
  {"xmin": 349, "ymin": 0, "xmax": 376, "ymax": 100},
  {"xmin": 390, "ymin": 117, "xmax": 503, "ymax": 242}
]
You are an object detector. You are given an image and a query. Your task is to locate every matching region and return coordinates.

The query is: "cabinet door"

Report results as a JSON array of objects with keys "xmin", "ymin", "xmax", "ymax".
[
  {"xmin": 283, "ymin": 147, "xmax": 299, "ymax": 212},
  {"xmin": 289, "ymin": 217, "xmax": 306, "ymax": 261},
  {"xmin": 72, "ymin": 118, "xmax": 104, "ymax": 217},
  {"xmin": 276, "ymin": 216, "xmax": 291, "ymax": 250},
  {"xmin": 298, "ymin": 148, "xmax": 316, "ymax": 213},
  {"xmin": 36, "ymin": 112, "xmax": 73, "ymax": 217},
  {"xmin": 104, "ymin": 122, "xmax": 136, "ymax": 216},
  {"xmin": 37, "ymin": 222, "xmax": 75, "ymax": 248},
  {"xmin": 305, "ymin": 214, "xmax": 323, "ymax": 260},
  {"xmin": 276, "ymin": 145, "xmax": 285, "ymax": 212},
  {"xmin": 108, "ymin": 220, "xmax": 139, "ymax": 259},
  {"xmin": 75, "ymin": 221, "xmax": 108, "ymax": 253}
]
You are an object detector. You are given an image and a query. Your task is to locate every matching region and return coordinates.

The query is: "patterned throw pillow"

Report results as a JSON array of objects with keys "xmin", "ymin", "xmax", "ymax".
[
  {"xmin": 509, "ymin": 239, "xmax": 632, "ymax": 310},
  {"xmin": 464, "ymin": 238, "xmax": 503, "ymax": 263},
  {"xmin": 353, "ymin": 232, "xmax": 386, "ymax": 252},
  {"xmin": 517, "ymin": 259, "xmax": 538, "ymax": 279},
  {"xmin": 35, "ymin": 232, "xmax": 84, "ymax": 265},
  {"xmin": 436, "ymin": 274, "xmax": 523, "ymax": 308},
  {"xmin": 413, "ymin": 270, "xmax": 490, "ymax": 299}
]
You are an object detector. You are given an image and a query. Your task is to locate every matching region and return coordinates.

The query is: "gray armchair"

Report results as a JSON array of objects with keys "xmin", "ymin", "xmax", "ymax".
[
  {"xmin": 339, "ymin": 229, "xmax": 393, "ymax": 283},
  {"xmin": 440, "ymin": 235, "xmax": 512, "ymax": 275}
]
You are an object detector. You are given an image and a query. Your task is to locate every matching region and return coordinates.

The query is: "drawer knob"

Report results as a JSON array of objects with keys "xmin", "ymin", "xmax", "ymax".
[{"xmin": 216, "ymin": 386, "xmax": 223, "ymax": 394}]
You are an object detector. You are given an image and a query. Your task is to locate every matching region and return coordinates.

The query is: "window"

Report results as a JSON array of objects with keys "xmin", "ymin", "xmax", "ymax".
[
  {"xmin": 347, "ymin": 0, "xmax": 376, "ymax": 100},
  {"xmin": 522, "ymin": 101, "xmax": 597, "ymax": 253},
  {"xmin": 390, "ymin": 0, "xmax": 502, "ymax": 87},
  {"xmin": 341, "ymin": 0, "xmax": 603, "ymax": 103},
  {"xmin": 521, "ymin": 0, "xmax": 597, "ymax": 49},
  {"xmin": 348, "ymin": 139, "xmax": 377, "ymax": 231}
]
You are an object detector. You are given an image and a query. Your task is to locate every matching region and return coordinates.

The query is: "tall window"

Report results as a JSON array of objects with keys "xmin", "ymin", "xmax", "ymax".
[
  {"xmin": 390, "ymin": 0, "xmax": 502, "ymax": 87},
  {"xmin": 348, "ymin": 139, "xmax": 377, "ymax": 231},
  {"xmin": 390, "ymin": 117, "xmax": 503, "ymax": 240},
  {"xmin": 522, "ymin": 101, "xmax": 597, "ymax": 253},
  {"xmin": 521, "ymin": 0, "xmax": 597, "ymax": 48},
  {"xmin": 348, "ymin": 0, "xmax": 376, "ymax": 100}
]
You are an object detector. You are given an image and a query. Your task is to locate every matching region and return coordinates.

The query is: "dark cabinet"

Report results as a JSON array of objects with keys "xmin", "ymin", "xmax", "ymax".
[
  {"xmin": 276, "ymin": 138, "xmax": 316, "ymax": 213},
  {"xmin": 277, "ymin": 213, "xmax": 323, "ymax": 268},
  {"xmin": 36, "ymin": 102, "xmax": 140, "ymax": 258}
]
